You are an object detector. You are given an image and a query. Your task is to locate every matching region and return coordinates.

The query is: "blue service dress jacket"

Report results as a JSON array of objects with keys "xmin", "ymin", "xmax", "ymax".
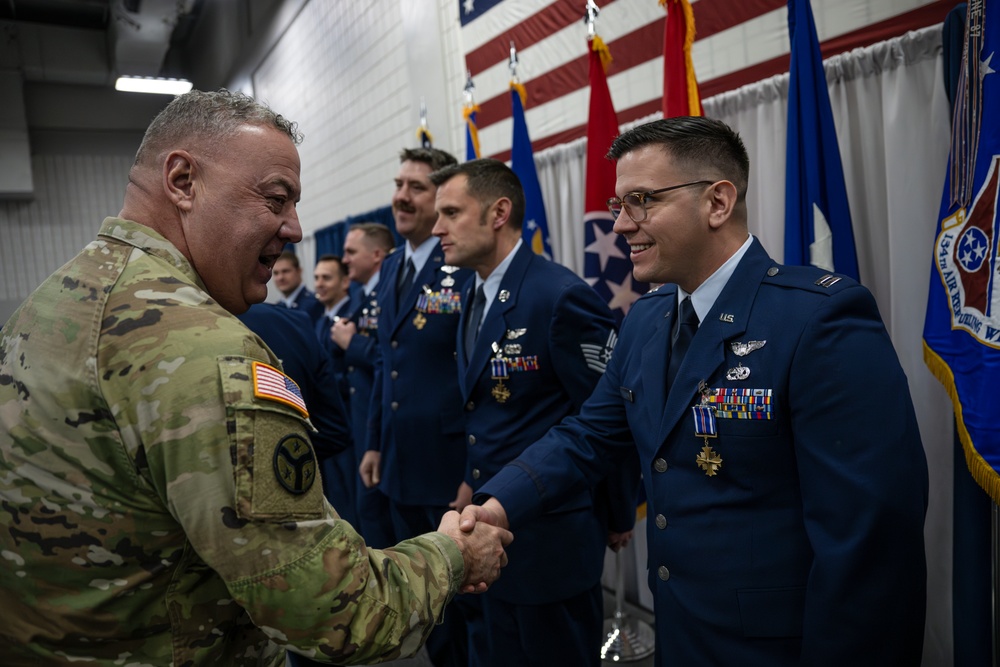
[
  {"xmin": 236, "ymin": 304, "xmax": 350, "ymax": 460},
  {"xmin": 315, "ymin": 296, "xmax": 357, "ymax": 404},
  {"xmin": 368, "ymin": 244, "xmax": 473, "ymax": 506},
  {"xmin": 342, "ymin": 285, "xmax": 394, "ymax": 548},
  {"xmin": 456, "ymin": 244, "xmax": 637, "ymax": 604},
  {"xmin": 478, "ymin": 239, "xmax": 928, "ymax": 666},
  {"xmin": 289, "ymin": 287, "xmax": 324, "ymax": 323}
]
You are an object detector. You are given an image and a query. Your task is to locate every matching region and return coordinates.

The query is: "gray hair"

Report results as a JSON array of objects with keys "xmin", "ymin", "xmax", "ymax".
[{"xmin": 134, "ymin": 89, "xmax": 302, "ymax": 167}]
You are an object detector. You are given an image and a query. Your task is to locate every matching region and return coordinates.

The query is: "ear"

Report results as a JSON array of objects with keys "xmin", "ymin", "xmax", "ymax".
[
  {"xmin": 163, "ymin": 150, "xmax": 197, "ymax": 212},
  {"xmin": 706, "ymin": 180, "xmax": 738, "ymax": 230},
  {"xmin": 491, "ymin": 197, "xmax": 513, "ymax": 230}
]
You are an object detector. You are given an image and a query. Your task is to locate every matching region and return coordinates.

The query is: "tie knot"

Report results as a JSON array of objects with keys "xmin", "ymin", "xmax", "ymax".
[{"xmin": 679, "ymin": 296, "xmax": 699, "ymax": 327}]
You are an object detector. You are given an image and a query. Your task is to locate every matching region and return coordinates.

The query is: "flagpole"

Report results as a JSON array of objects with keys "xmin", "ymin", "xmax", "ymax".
[
  {"xmin": 993, "ymin": 502, "xmax": 999, "ymax": 667},
  {"xmin": 583, "ymin": 2, "xmax": 654, "ymax": 661}
]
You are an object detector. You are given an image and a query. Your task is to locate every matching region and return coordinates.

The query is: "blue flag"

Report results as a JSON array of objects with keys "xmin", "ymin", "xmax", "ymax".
[
  {"xmin": 924, "ymin": 0, "xmax": 1000, "ymax": 503},
  {"xmin": 784, "ymin": 0, "xmax": 858, "ymax": 280},
  {"xmin": 464, "ymin": 104, "xmax": 481, "ymax": 161},
  {"xmin": 510, "ymin": 83, "xmax": 553, "ymax": 258}
]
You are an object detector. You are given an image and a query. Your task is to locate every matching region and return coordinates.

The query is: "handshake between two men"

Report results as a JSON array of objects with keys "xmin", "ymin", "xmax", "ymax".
[
  {"xmin": 436, "ymin": 500, "xmax": 511, "ymax": 594},
  {"xmin": 438, "ymin": 498, "xmax": 514, "ymax": 593}
]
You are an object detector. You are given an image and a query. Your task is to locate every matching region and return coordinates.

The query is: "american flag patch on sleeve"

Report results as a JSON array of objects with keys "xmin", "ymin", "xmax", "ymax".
[{"xmin": 252, "ymin": 361, "xmax": 309, "ymax": 418}]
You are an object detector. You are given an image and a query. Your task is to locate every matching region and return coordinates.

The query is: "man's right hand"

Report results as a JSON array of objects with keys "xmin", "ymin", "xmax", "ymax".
[
  {"xmin": 331, "ymin": 318, "xmax": 357, "ymax": 350},
  {"xmin": 359, "ymin": 450, "xmax": 381, "ymax": 488},
  {"xmin": 458, "ymin": 498, "xmax": 509, "ymax": 533},
  {"xmin": 438, "ymin": 510, "xmax": 513, "ymax": 594}
]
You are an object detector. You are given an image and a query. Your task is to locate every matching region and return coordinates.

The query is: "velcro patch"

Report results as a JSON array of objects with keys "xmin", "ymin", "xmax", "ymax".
[{"xmin": 273, "ymin": 434, "xmax": 317, "ymax": 495}]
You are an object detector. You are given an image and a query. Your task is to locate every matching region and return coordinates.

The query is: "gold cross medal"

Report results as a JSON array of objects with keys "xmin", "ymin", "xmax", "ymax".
[
  {"xmin": 413, "ymin": 286, "xmax": 432, "ymax": 329},
  {"xmin": 692, "ymin": 384, "xmax": 721, "ymax": 476},
  {"xmin": 490, "ymin": 343, "xmax": 511, "ymax": 403}
]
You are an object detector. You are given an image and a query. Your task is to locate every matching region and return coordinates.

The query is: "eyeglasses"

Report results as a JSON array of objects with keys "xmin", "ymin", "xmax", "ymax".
[{"xmin": 606, "ymin": 180, "xmax": 713, "ymax": 222}]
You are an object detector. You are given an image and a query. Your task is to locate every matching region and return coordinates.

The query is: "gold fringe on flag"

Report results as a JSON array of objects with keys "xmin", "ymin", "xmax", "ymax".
[
  {"xmin": 679, "ymin": 0, "xmax": 700, "ymax": 115},
  {"xmin": 590, "ymin": 34, "xmax": 612, "ymax": 74},
  {"xmin": 416, "ymin": 126, "xmax": 434, "ymax": 145},
  {"xmin": 463, "ymin": 103, "xmax": 481, "ymax": 159},
  {"xmin": 510, "ymin": 80, "xmax": 527, "ymax": 107},
  {"xmin": 924, "ymin": 341, "xmax": 1000, "ymax": 505},
  {"xmin": 660, "ymin": 0, "xmax": 702, "ymax": 116}
]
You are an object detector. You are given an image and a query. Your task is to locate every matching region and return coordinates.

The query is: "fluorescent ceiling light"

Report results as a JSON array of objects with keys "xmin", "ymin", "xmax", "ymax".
[{"xmin": 115, "ymin": 76, "xmax": 193, "ymax": 95}]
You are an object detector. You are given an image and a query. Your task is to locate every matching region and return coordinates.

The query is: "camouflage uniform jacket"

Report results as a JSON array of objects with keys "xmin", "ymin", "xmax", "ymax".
[{"xmin": 0, "ymin": 217, "xmax": 463, "ymax": 666}]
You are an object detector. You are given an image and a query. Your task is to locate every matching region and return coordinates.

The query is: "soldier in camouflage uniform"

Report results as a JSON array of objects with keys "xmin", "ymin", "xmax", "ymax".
[{"xmin": 0, "ymin": 89, "xmax": 512, "ymax": 666}]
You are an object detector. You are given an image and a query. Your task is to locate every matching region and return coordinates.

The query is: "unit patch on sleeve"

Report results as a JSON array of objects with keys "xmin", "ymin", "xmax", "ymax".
[{"xmin": 273, "ymin": 433, "xmax": 317, "ymax": 495}]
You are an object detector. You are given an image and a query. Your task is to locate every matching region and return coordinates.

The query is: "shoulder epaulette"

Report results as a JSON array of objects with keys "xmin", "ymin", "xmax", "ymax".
[{"xmin": 761, "ymin": 264, "xmax": 855, "ymax": 295}]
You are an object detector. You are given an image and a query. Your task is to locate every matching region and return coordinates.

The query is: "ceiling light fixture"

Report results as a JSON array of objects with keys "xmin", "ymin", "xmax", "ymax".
[{"xmin": 115, "ymin": 76, "xmax": 193, "ymax": 95}]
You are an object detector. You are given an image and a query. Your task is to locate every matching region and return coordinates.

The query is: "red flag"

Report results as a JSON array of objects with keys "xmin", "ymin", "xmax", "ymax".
[
  {"xmin": 583, "ymin": 35, "xmax": 646, "ymax": 322},
  {"xmin": 585, "ymin": 36, "xmax": 617, "ymax": 216},
  {"xmin": 661, "ymin": 0, "xmax": 703, "ymax": 117}
]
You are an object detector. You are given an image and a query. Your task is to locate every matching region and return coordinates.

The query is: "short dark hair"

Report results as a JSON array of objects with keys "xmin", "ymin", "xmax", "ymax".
[
  {"xmin": 316, "ymin": 254, "xmax": 347, "ymax": 278},
  {"xmin": 399, "ymin": 147, "xmax": 458, "ymax": 172},
  {"xmin": 348, "ymin": 222, "xmax": 395, "ymax": 252},
  {"xmin": 607, "ymin": 116, "xmax": 750, "ymax": 198},
  {"xmin": 276, "ymin": 250, "xmax": 300, "ymax": 269},
  {"xmin": 429, "ymin": 159, "xmax": 526, "ymax": 231}
]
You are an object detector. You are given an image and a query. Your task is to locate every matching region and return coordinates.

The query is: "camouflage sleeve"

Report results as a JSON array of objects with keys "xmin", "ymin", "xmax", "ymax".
[{"xmin": 115, "ymin": 329, "xmax": 463, "ymax": 664}]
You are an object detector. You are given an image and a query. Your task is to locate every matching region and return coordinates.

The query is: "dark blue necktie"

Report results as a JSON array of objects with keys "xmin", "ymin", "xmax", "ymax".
[
  {"xmin": 396, "ymin": 258, "xmax": 415, "ymax": 309},
  {"xmin": 465, "ymin": 285, "xmax": 487, "ymax": 361},
  {"xmin": 667, "ymin": 296, "xmax": 698, "ymax": 388}
]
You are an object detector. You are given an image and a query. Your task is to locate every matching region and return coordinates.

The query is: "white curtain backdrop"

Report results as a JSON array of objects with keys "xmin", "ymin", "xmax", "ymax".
[{"xmin": 542, "ymin": 26, "xmax": 955, "ymax": 665}]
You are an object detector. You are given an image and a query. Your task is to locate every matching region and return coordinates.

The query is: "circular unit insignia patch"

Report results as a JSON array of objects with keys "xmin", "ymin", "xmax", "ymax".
[{"xmin": 273, "ymin": 434, "xmax": 317, "ymax": 495}]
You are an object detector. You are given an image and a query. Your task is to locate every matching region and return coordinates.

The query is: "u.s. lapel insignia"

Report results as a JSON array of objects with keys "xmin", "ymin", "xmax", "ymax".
[
  {"xmin": 440, "ymin": 265, "xmax": 460, "ymax": 288},
  {"xmin": 719, "ymin": 313, "xmax": 735, "ymax": 323},
  {"xmin": 726, "ymin": 363, "xmax": 751, "ymax": 381},
  {"xmin": 731, "ymin": 340, "xmax": 766, "ymax": 356},
  {"xmin": 498, "ymin": 289, "xmax": 510, "ymax": 303},
  {"xmin": 506, "ymin": 328, "xmax": 527, "ymax": 339},
  {"xmin": 413, "ymin": 312, "xmax": 427, "ymax": 330}
]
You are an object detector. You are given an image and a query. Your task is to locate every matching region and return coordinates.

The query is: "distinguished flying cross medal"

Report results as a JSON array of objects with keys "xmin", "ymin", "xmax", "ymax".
[
  {"xmin": 693, "ymin": 380, "xmax": 722, "ymax": 476},
  {"xmin": 490, "ymin": 341, "xmax": 511, "ymax": 403}
]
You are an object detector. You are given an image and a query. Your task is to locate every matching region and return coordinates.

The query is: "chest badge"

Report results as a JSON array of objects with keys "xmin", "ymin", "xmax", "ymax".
[{"xmin": 440, "ymin": 265, "xmax": 460, "ymax": 288}]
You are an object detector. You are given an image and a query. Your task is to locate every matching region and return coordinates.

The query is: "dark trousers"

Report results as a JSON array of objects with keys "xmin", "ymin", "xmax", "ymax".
[
  {"xmin": 472, "ymin": 582, "xmax": 604, "ymax": 667},
  {"xmin": 355, "ymin": 483, "xmax": 394, "ymax": 549},
  {"xmin": 388, "ymin": 498, "xmax": 479, "ymax": 667},
  {"xmin": 320, "ymin": 450, "xmax": 357, "ymax": 528}
]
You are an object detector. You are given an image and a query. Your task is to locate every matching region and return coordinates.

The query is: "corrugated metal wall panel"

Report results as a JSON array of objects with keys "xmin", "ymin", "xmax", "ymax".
[{"xmin": 0, "ymin": 153, "xmax": 131, "ymax": 302}]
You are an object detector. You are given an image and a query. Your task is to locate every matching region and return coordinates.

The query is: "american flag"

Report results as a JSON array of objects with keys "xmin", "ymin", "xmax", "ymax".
[
  {"xmin": 252, "ymin": 361, "xmax": 309, "ymax": 418},
  {"xmin": 458, "ymin": 0, "xmax": 955, "ymax": 161}
]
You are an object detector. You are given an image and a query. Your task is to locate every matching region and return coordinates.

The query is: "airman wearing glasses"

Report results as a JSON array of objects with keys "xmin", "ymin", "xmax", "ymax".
[{"xmin": 462, "ymin": 116, "xmax": 928, "ymax": 666}]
